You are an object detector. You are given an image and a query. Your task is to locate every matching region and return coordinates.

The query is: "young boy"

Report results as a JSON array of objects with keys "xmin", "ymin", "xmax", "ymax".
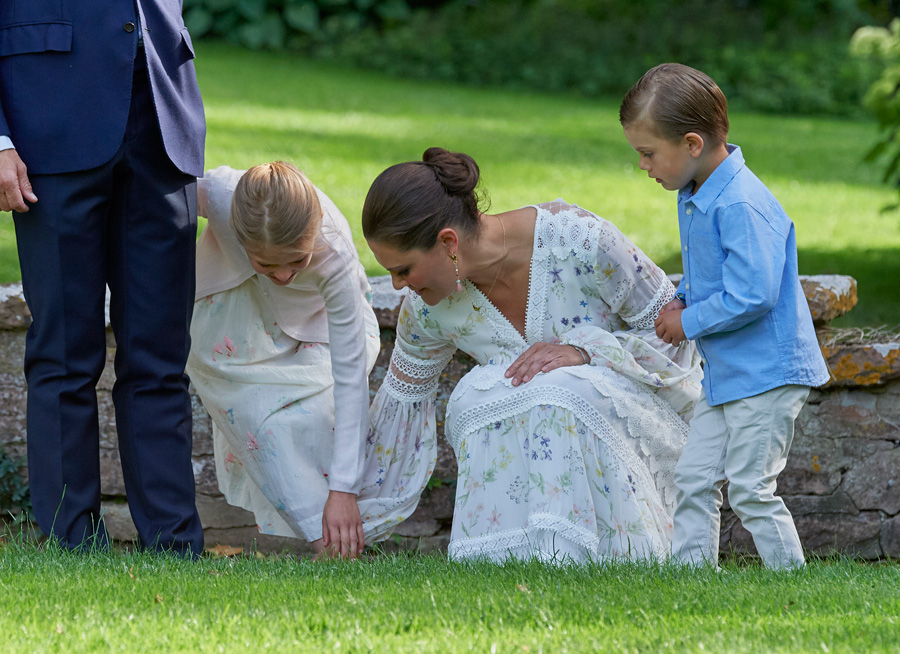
[{"xmin": 620, "ymin": 63, "xmax": 830, "ymax": 568}]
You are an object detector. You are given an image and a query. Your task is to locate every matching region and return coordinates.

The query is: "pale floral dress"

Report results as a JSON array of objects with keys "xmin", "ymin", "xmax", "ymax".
[
  {"xmin": 187, "ymin": 167, "xmax": 434, "ymax": 544},
  {"xmin": 371, "ymin": 201, "xmax": 703, "ymax": 562}
]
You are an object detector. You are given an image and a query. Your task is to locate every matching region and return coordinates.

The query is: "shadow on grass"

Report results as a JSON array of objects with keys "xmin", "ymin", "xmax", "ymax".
[
  {"xmin": 203, "ymin": 115, "xmax": 628, "ymax": 175},
  {"xmin": 656, "ymin": 246, "xmax": 900, "ymax": 328}
]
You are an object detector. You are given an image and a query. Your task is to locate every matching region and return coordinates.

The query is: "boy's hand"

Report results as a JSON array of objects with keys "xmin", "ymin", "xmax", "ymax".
[
  {"xmin": 655, "ymin": 308, "xmax": 686, "ymax": 345},
  {"xmin": 659, "ymin": 298, "xmax": 685, "ymax": 314},
  {"xmin": 321, "ymin": 490, "xmax": 364, "ymax": 559}
]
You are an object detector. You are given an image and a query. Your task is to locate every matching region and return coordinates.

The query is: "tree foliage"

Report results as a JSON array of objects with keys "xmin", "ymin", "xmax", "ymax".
[
  {"xmin": 853, "ymin": 19, "xmax": 900, "ymax": 209},
  {"xmin": 184, "ymin": 0, "xmax": 887, "ymax": 117}
]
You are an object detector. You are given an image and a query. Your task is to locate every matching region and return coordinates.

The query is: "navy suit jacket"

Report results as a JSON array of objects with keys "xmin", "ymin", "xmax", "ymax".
[{"xmin": 0, "ymin": 0, "xmax": 204, "ymax": 177}]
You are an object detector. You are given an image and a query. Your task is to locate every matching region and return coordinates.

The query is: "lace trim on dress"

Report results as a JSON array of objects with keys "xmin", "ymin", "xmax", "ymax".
[
  {"xmin": 593, "ymin": 372, "xmax": 688, "ymax": 510},
  {"xmin": 469, "ymin": 204, "xmax": 550, "ymax": 348},
  {"xmin": 467, "ymin": 365, "xmax": 516, "ymax": 391},
  {"xmin": 391, "ymin": 346, "xmax": 449, "ymax": 380},
  {"xmin": 479, "ymin": 201, "xmax": 623, "ymax": 347},
  {"xmin": 464, "ymin": 280, "xmax": 527, "ymax": 350},
  {"xmin": 448, "ymin": 512, "xmax": 599, "ymax": 561},
  {"xmin": 447, "ymin": 511, "xmax": 667, "ymax": 562},
  {"xmin": 446, "ymin": 373, "xmax": 666, "ymax": 515},
  {"xmin": 533, "ymin": 200, "xmax": 603, "ymax": 266},
  {"xmin": 383, "ymin": 347, "xmax": 453, "ymax": 402},
  {"xmin": 625, "ymin": 277, "xmax": 676, "ymax": 331},
  {"xmin": 525, "ymin": 209, "xmax": 548, "ymax": 346}
]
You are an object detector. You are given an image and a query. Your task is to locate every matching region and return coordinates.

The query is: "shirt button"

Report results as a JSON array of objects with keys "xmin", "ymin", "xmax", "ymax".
[
  {"xmin": 686, "ymin": 208, "xmax": 693, "ymax": 215},
  {"xmin": 683, "ymin": 245, "xmax": 688, "ymax": 252},
  {"xmin": 686, "ymin": 283, "xmax": 690, "ymax": 290},
  {"xmin": 124, "ymin": 22, "xmax": 136, "ymax": 33}
]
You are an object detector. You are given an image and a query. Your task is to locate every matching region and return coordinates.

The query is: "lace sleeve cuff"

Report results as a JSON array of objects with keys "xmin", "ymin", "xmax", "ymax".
[
  {"xmin": 383, "ymin": 347, "xmax": 453, "ymax": 402},
  {"xmin": 625, "ymin": 277, "xmax": 676, "ymax": 331}
]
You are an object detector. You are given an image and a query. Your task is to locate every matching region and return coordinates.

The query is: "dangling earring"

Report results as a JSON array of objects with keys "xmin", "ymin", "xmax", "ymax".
[{"xmin": 450, "ymin": 253, "xmax": 462, "ymax": 293}]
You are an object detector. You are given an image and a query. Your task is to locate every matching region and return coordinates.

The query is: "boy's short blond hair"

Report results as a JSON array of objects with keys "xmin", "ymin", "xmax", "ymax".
[
  {"xmin": 230, "ymin": 161, "xmax": 322, "ymax": 251},
  {"xmin": 620, "ymin": 63, "xmax": 729, "ymax": 146}
]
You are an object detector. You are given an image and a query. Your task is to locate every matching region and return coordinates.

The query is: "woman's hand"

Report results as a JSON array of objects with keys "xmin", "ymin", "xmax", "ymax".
[
  {"xmin": 505, "ymin": 342, "xmax": 588, "ymax": 387},
  {"xmin": 321, "ymin": 490, "xmax": 364, "ymax": 559}
]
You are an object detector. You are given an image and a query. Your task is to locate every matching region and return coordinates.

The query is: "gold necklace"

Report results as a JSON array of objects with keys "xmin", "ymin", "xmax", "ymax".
[{"xmin": 465, "ymin": 215, "xmax": 507, "ymax": 311}]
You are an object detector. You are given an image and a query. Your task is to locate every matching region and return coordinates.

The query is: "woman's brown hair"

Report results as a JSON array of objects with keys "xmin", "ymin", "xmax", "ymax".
[
  {"xmin": 362, "ymin": 147, "xmax": 488, "ymax": 251},
  {"xmin": 230, "ymin": 161, "xmax": 322, "ymax": 251},
  {"xmin": 619, "ymin": 63, "xmax": 729, "ymax": 146}
]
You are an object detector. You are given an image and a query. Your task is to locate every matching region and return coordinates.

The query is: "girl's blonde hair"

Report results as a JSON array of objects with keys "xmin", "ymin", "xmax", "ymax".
[
  {"xmin": 619, "ymin": 63, "xmax": 729, "ymax": 147},
  {"xmin": 230, "ymin": 161, "xmax": 323, "ymax": 252}
]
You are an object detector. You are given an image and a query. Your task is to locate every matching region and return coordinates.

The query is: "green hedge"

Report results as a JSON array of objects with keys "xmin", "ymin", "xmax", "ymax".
[
  {"xmin": 183, "ymin": 0, "xmax": 412, "ymax": 50},
  {"xmin": 0, "ymin": 446, "xmax": 30, "ymax": 524},
  {"xmin": 185, "ymin": 0, "xmax": 888, "ymax": 116}
]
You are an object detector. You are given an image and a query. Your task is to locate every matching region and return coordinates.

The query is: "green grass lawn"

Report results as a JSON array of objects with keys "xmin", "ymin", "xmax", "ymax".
[
  {"xmin": 0, "ymin": 539, "xmax": 898, "ymax": 654},
  {"xmin": 1, "ymin": 40, "xmax": 898, "ymax": 326}
]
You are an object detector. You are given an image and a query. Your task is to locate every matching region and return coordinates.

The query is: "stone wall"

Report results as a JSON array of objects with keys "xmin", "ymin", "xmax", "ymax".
[{"xmin": 1, "ymin": 276, "xmax": 897, "ymax": 558}]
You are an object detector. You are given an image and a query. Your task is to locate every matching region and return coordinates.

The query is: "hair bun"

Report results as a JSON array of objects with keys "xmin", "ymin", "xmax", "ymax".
[{"xmin": 422, "ymin": 147, "xmax": 480, "ymax": 196}]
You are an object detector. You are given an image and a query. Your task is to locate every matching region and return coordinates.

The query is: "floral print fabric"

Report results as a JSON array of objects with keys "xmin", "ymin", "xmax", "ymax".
[
  {"xmin": 373, "ymin": 200, "xmax": 703, "ymax": 562},
  {"xmin": 188, "ymin": 276, "xmax": 429, "ymax": 543}
]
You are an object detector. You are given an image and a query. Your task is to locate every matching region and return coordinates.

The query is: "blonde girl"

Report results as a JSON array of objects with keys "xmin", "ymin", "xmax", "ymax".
[{"xmin": 188, "ymin": 162, "xmax": 430, "ymax": 558}]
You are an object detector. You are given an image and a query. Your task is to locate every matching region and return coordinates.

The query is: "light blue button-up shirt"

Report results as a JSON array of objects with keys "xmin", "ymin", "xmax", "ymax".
[{"xmin": 676, "ymin": 145, "xmax": 829, "ymax": 406}]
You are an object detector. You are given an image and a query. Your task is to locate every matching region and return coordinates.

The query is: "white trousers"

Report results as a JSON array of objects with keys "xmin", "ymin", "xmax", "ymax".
[{"xmin": 672, "ymin": 385, "xmax": 809, "ymax": 569}]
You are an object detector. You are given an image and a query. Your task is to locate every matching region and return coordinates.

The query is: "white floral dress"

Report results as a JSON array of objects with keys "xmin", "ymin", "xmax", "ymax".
[
  {"xmin": 188, "ymin": 167, "xmax": 433, "ymax": 544},
  {"xmin": 370, "ymin": 201, "xmax": 703, "ymax": 562}
]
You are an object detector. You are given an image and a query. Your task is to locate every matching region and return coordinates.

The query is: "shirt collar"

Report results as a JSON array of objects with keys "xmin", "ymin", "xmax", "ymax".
[{"xmin": 679, "ymin": 144, "xmax": 743, "ymax": 213}]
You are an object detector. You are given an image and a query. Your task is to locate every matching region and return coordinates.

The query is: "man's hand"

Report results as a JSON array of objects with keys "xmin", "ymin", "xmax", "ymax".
[
  {"xmin": 0, "ymin": 149, "xmax": 37, "ymax": 213},
  {"xmin": 655, "ymin": 308, "xmax": 686, "ymax": 345},
  {"xmin": 321, "ymin": 490, "xmax": 364, "ymax": 559},
  {"xmin": 505, "ymin": 342, "xmax": 588, "ymax": 387}
]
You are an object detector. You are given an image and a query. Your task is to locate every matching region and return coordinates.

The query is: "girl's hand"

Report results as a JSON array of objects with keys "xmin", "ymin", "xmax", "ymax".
[
  {"xmin": 655, "ymin": 308, "xmax": 686, "ymax": 345},
  {"xmin": 505, "ymin": 343, "xmax": 588, "ymax": 387},
  {"xmin": 321, "ymin": 490, "xmax": 364, "ymax": 559}
]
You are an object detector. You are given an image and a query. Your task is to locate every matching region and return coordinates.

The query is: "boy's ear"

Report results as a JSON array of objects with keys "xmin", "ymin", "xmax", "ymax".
[{"xmin": 684, "ymin": 132, "xmax": 705, "ymax": 158}]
